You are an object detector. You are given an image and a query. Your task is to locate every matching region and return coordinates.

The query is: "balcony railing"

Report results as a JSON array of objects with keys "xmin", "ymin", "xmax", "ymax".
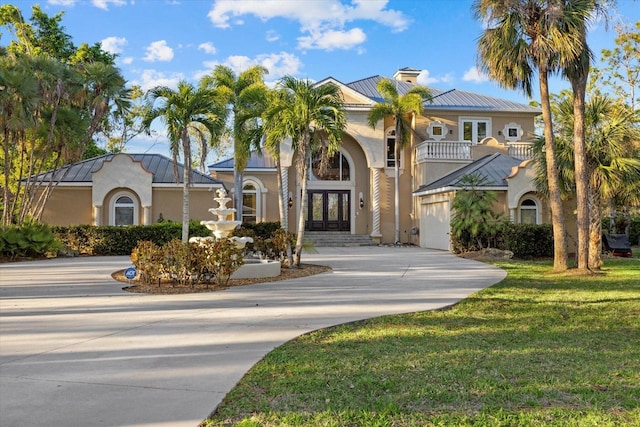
[
  {"xmin": 416, "ymin": 140, "xmax": 534, "ymax": 161},
  {"xmin": 507, "ymin": 142, "xmax": 534, "ymax": 160},
  {"xmin": 416, "ymin": 141, "xmax": 472, "ymax": 161}
]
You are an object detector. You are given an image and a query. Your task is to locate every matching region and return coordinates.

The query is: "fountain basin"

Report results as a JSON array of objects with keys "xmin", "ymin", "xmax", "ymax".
[{"xmin": 231, "ymin": 259, "xmax": 281, "ymax": 279}]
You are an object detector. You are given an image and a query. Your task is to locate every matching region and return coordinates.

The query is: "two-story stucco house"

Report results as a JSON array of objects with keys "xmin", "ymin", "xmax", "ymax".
[
  {"xmin": 33, "ymin": 67, "xmax": 574, "ymax": 251},
  {"xmin": 210, "ymin": 67, "xmax": 573, "ymax": 250}
]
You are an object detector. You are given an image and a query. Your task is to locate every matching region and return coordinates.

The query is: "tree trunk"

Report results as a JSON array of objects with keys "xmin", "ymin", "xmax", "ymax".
[
  {"xmin": 588, "ymin": 188, "xmax": 603, "ymax": 270},
  {"xmin": 394, "ymin": 119, "xmax": 403, "ymax": 244},
  {"xmin": 181, "ymin": 135, "xmax": 191, "ymax": 243},
  {"xmin": 539, "ymin": 68, "xmax": 568, "ymax": 272},
  {"xmin": 293, "ymin": 135, "xmax": 310, "ymax": 267},
  {"xmin": 234, "ymin": 168, "xmax": 243, "ymax": 224},
  {"xmin": 572, "ymin": 73, "xmax": 590, "ymax": 273},
  {"xmin": 275, "ymin": 155, "xmax": 294, "ymax": 267}
]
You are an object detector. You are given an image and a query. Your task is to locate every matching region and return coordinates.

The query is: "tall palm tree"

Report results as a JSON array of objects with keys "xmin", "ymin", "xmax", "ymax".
[
  {"xmin": 142, "ymin": 80, "xmax": 226, "ymax": 243},
  {"xmin": 536, "ymin": 92, "xmax": 640, "ymax": 269},
  {"xmin": 263, "ymin": 76, "xmax": 346, "ymax": 267},
  {"xmin": 367, "ymin": 78, "xmax": 431, "ymax": 244},
  {"xmin": 201, "ymin": 65, "xmax": 268, "ymax": 220},
  {"xmin": 562, "ymin": 0, "xmax": 608, "ymax": 273},
  {"xmin": 474, "ymin": 0, "xmax": 590, "ymax": 272}
]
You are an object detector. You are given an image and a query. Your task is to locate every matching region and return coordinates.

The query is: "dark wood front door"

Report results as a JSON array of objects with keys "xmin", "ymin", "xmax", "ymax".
[{"xmin": 307, "ymin": 190, "xmax": 350, "ymax": 231}]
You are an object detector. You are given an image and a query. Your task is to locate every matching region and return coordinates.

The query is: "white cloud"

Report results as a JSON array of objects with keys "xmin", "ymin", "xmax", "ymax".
[
  {"xmin": 208, "ymin": 0, "xmax": 408, "ymax": 51},
  {"xmin": 417, "ymin": 70, "xmax": 454, "ymax": 86},
  {"xmin": 199, "ymin": 51, "xmax": 303, "ymax": 83},
  {"xmin": 266, "ymin": 30, "xmax": 280, "ymax": 42},
  {"xmin": 143, "ymin": 40, "xmax": 174, "ymax": 62},
  {"xmin": 462, "ymin": 66, "xmax": 489, "ymax": 83},
  {"xmin": 48, "ymin": 0, "xmax": 77, "ymax": 6},
  {"xmin": 198, "ymin": 42, "xmax": 217, "ymax": 55},
  {"xmin": 298, "ymin": 28, "xmax": 366, "ymax": 51},
  {"xmin": 134, "ymin": 69, "xmax": 184, "ymax": 92},
  {"xmin": 100, "ymin": 36, "xmax": 127, "ymax": 54},
  {"xmin": 91, "ymin": 0, "xmax": 126, "ymax": 10},
  {"xmin": 120, "ymin": 56, "xmax": 134, "ymax": 65}
]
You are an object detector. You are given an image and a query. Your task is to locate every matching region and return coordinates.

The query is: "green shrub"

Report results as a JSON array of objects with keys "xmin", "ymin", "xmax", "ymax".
[
  {"xmin": 0, "ymin": 221, "xmax": 60, "ymax": 259},
  {"xmin": 502, "ymin": 223, "xmax": 553, "ymax": 258},
  {"xmin": 131, "ymin": 238, "xmax": 244, "ymax": 287},
  {"xmin": 52, "ymin": 222, "xmax": 212, "ymax": 256}
]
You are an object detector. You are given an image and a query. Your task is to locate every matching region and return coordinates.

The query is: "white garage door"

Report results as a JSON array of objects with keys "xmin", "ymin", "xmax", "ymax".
[{"xmin": 419, "ymin": 201, "xmax": 451, "ymax": 251}]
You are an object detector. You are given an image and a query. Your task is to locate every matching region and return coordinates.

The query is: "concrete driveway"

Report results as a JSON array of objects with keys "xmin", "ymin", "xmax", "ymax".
[{"xmin": 0, "ymin": 246, "xmax": 506, "ymax": 427}]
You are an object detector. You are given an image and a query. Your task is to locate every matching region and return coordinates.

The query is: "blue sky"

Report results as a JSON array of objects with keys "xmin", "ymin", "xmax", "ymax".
[{"xmin": 9, "ymin": 0, "xmax": 640, "ymax": 160}]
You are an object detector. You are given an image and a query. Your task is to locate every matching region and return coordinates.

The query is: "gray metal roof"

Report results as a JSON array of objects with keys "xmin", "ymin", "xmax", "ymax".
[
  {"xmin": 345, "ymin": 75, "xmax": 540, "ymax": 113},
  {"xmin": 29, "ymin": 153, "xmax": 223, "ymax": 185},
  {"xmin": 209, "ymin": 150, "xmax": 277, "ymax": 171},
  {"xmin": 415, "ymin": 153, "xmax": 523, "ymax": 194}
]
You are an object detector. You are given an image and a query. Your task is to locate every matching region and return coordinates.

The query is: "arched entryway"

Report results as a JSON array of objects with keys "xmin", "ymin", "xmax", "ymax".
[{"xmin": 306, "ymin": 150, "xmax": 353, "ymax": 232}]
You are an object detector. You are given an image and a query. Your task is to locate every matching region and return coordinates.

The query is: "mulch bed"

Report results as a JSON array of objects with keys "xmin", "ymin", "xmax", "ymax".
[{"xmin": 113, "ymin": 263, "xmax": 332, "ymax": 294}]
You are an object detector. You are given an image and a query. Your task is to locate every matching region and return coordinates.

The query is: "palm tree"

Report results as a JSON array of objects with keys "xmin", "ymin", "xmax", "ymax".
[
  {"xmin": 537, "ymin": 92, "xmax": 640, "ymax": 269},
  {"xmin": 200, "ymin": 65, "xmax": 268, "ymax": 220},
  {"xmin": 142, "ymin": 80, "xmax": 226, "ymax": 243},
  {"xmin": 263, "ymin": 76, "xmax": 346, "ymax": 267},
  {"xmin": 474, "ymin": 0, "xmax": 590, "ymax": 272},
  {"xmin": 561, "ymin": 1, "xmax": 608, "ymax": 273},
  {"xmin": 366, "ymin": 78, "xmax": 431, "ymax": 244}
]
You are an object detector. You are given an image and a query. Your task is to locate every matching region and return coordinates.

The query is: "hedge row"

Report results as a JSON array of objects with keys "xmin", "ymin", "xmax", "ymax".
[
  {"xmin": 451, "ymin": 222, "xmax": 554, "ymax": 258},
  {"xmin": 50, "ymin": 221, "xmax": 285, "ymax": 257}
]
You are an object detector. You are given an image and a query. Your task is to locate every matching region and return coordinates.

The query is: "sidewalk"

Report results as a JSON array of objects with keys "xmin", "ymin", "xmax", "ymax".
[{"xmin": 0, "ymin": 246, "xmax": 506, "ymax": 427}]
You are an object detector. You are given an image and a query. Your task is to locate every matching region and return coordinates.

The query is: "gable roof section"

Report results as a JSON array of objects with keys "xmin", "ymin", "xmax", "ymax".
[
  {"xmin": 345, "ymin": 75, "xmax": 540, "ymax": 113},
  {"xmin": 28, "ymin": 153, "xmax": 223, "ymax": 185},
  {"xmin": 209, "ymin": 150, "xmax": 277, "ymax": 171},
  {"xmin": 414, "ymin": 153, "xmax": 523, "ymax": 196}
]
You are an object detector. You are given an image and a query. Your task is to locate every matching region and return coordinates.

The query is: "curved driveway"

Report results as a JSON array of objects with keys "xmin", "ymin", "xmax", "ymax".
[{"xmin": 0, "ymin": 246, "xmax": 505, "ymax": 427}]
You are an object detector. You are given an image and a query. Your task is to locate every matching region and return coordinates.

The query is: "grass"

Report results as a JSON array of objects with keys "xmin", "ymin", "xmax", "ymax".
[{"xmin": 201, "ymin": 255, "xmax": 640, "ymax": 427}]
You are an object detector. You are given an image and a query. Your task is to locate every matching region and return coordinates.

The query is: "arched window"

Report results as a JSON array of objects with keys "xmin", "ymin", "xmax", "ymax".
[
  {"xmin": 519, "ymin": 198, "xmax": 539, "ymax": 224},
  {"xmin": 242, "ymin": 183, "xmax": 258, "ymax": 223},
  {"xmin": 111, "ymin": 193, "xmax": 138, "ymax": 226},
  {"xmin": 310, "ymin": 151, "xmax": 351, "ymax": 181}
]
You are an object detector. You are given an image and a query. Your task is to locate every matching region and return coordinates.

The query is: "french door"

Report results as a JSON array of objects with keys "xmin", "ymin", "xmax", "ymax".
[{"xmin": 306, "ymin": 190, "xmax": 350, "ymax": 231}]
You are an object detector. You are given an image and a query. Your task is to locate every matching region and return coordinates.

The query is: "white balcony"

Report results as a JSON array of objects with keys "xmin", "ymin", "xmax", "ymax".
[
  {"xmin": 416, "ymin": 140, "xmax": 534, "ymax": 162},
  {"xmin": 416, "ymin": 141, "xmax": 472, "ymax": 161},
  {"xmin": 507, "ymin": 142, "xmax": 535, "ymax": 160}
]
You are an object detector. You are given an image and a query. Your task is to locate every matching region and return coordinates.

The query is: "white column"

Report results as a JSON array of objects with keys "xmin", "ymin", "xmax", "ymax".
[
  {"xmin": 143, "ymin": 206, "xmax": 152, "ymax": 225},
  {"xmin": 93, "ymin": 205, "xmax": 102, "ymax": 226},
  {"xmin": 281, "ymin": 166, "xmax": 289, "ymax": 230},
  {"xmin": 371, "ymin": 168, "xmax": 382, "ymax": 240},
  {"xmin": 510, "ymin": 207, "xmax": 516, "ymax": 223}
]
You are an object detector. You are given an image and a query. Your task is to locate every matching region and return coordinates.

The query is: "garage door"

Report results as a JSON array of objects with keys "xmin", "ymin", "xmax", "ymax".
[{"xmin": 419, "ymin": 200, "xmax": 451, "ymax": 251}]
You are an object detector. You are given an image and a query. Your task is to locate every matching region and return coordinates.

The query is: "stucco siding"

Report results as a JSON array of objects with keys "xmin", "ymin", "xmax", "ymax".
[{"xmin": 41, "ymin": 187, "xmax": 93, "ymax": 226}]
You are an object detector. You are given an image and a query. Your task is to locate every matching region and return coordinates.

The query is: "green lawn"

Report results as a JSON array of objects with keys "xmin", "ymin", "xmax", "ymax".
[{"xmin": 202, "ymin": 255, "xmax": 640, "ymax": 427}]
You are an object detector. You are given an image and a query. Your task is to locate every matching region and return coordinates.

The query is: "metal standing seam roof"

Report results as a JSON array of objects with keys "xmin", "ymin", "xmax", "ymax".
[
  {"xmin": 414, "ymin": 153, "xmax": 524, "ymax": 194},
  {"xmin": 208, "ymin": 150, "xmax": 277, "ymax": 171},
  {"xmin": 345, "ymin": 75, "xmax": 540, "ymax": 113},
  {"xmin": 28, "ymin": 153, "xmax": 223, "ymax": 185}
]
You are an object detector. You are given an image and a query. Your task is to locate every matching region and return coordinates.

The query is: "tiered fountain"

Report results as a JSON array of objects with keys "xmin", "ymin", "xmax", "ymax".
[{"xmin": 190, "ymin": 188, "xmax": 280, "ymax": 279}]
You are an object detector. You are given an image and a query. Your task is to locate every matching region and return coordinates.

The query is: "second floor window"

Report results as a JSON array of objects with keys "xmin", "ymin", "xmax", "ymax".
[{"xmin": 461, "ymin": 118, "xmax": 490, "ymax": 143}]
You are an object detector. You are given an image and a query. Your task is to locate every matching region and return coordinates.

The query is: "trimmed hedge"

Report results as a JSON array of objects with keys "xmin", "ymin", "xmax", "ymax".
[
  {"xmin": 451, "ymin": 222, "xmax": 554, "ymax": 259},
  {"xmin": 52, "ymin": 221, "xmax": 209, "ymax": 256},
  {"xmin": 50, "ymin": 221, "xmax": 288, "ymax": 258}
]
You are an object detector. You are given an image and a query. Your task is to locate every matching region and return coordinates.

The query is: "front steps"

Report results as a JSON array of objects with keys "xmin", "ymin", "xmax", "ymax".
[{"xmin": 304, "ymin": 231, "xmax": 376, "ymax": 247}]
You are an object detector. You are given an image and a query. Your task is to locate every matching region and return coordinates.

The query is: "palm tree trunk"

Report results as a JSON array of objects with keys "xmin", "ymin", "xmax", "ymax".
[
  {"xmin": 234, "ymin": 168, "xmax": 243, "ymax": 224},
  {"xmin": 275, "ymin": 155, "xmax": 294, "ymax": 267},
  {"xmin": 293, "ymin": 135, "xmax": 310, "ymax": 268},
  {"xmin": 394, "ymin": 143, "xmax": 400, "ymax": 244},
  {"xmin": 540, "ymin": 68, "xmax": 568, "ymax": 272},
  {"xmin": 181, "ymin": 134, "xmax": 191, "ymax": 243},
  {"xmin": 572, "ymin": 74, "xmax": 590, "ymax": 273},
  {"xmin": 588, "ymin": 188, "xmax": 603, "ymax": 270}
]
